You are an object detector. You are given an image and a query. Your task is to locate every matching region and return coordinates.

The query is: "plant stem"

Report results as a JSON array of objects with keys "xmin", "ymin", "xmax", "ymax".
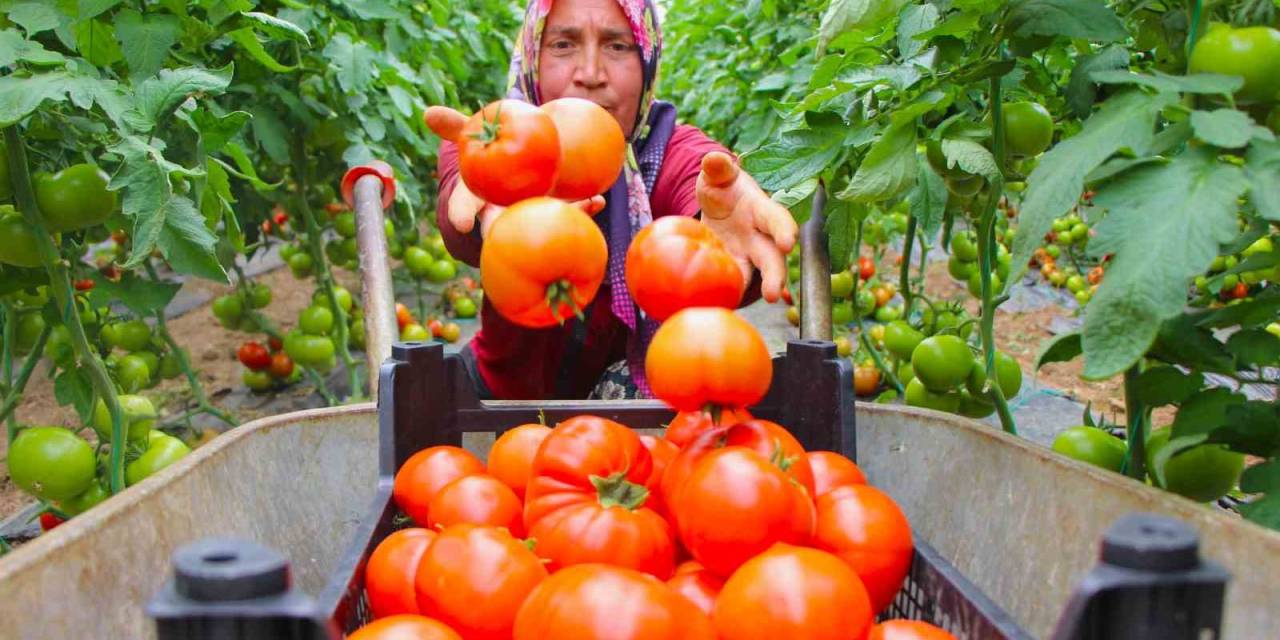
[
  {"xmin": 1121, "ymin": 364, "xmax": 1148, "ymax": 480},
  {"xmin": 0, "ymin": 323, "xmax": 51, "ymax": 434},
  {"xmin": 899, "ymin": 214, "xmax": 917, "ymax": 319},
  {"xmin": 305, "ymin": 367, "xmax": 337, "ymax": 405},
  {"xmin": 3, "ymin": 303, "xmax": 14, "ymax": 437},
  {"xmin": 5, "ymin": 127, "xmax": 127, "ymax": 493},
  {"xmin": 977, "ymin": 75, "xmax": 1017, "ymax": 435},
  {"xmin": 143, "ymin": 261, "xmax": 237, "ymax": 428}
]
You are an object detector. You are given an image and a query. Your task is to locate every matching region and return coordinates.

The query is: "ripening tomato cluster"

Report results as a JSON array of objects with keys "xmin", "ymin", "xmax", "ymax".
[
  {"xmin": 1191, "ymin": 235, "xmax": 1276, "ymax": 307},
  {"xmin": 238, "ymin": 338, "xmax": 299, "ymax": 392},
  {"xmin": 396, "ymin": 302, "xmax": 463, "ymax": 344},
  {"xmin": 1028, "ymin": 211, "xmax": 1101, "ymax": 306}
]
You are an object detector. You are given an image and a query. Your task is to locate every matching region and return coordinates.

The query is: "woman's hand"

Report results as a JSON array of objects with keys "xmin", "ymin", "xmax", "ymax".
[
  {"xmin": 424, "ymin": 105, "xmax": 604, "ymax": 237},
  {"xmin": 696, "ymin": 152, "xmax": 799, "ymax": 303}
]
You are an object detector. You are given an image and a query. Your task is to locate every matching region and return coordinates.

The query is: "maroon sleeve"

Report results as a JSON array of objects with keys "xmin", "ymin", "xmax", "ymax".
[{"xmin": 435, "ymin": 140, "xmax": 483, "ymax": 267}]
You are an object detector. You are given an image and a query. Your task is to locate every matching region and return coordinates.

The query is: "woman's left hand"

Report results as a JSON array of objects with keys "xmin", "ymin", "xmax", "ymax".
[{"xmin": 696, "ymin": 152, "xmax": 799, "ymax": 303}]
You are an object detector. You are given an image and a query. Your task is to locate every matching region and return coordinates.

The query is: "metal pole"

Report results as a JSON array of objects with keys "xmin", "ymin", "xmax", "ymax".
[
  {"xmin": 353, "ymin": 174, "xmax": 397, "ymax": 398},
  {"xmin": 800, "ymin": 182, "xmax": 833, "ymax": 341}
]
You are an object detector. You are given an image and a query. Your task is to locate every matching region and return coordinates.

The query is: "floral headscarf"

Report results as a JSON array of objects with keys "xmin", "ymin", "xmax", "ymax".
[{"xmin": 505, "ymin": 0, "xmax": 670, "ymax": 397}]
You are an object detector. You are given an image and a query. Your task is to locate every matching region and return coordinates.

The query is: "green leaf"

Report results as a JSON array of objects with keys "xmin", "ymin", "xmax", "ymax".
[
  {"xmin": 817, "ymin": 0, "xmax": 910, "ymax": 56},
  {"xmin": 227, "ymin": 28, "xmax": 295, "ymax": 72},
  {"xmin": 1239, "ymin": 493, "xmax": 1280, "ymax": 531},
  {"xmin": 912, "ymin": 12, "xmax": 981, "ymax": 41},
  {"xmin": 124, "ymin": 65, "xmax": 233, "ymax": 133},
  {"xmin": 825, "ymin": 201, "xmax": 857, "ymax": 272},
  {"xmin": 743, "ymin": 124, "xmax": 846, "ymax": 192},
  {"xmin": 772, "ymin": 177, "xmax": 819, "ymax": 208},
  {"xmin": 7, "ymin": 2, "xmax": 62, "ymax": 35},
  {"xmin": 1082, "ymin": 149, "xmax": 1249, "ymax": 378},
  {"xmin": 218, "ymin": 144, "xmax": 278, "ymax": 191},
  {"xmin": 249, "ymin": 106, "xmax": 289, "ymax": 165},
  {"xmin": 323, "ymin": 33, "xmax": 377, "ymax": 94},
  {"xmin": 896, "ymin": 3, "xmax": 939, "ymax": 58},
  {"xmin": 1149, "ymin": 313, "xmax": 1235, "ymax": 374},
  {"xmin": 186, "ymin": 108, "xmax": 249, "ymax": 154},
  {"xmin": 1212, "ymin": 402, "xmax": 1280, "ymax": 458},
  {"xmin": 1010, "ymin": 90, "xmax": 1174, "ymax": 303},
  {"xmin": 940, "ymin": 139, "xmax": 1001, "ymax": 183},
  {"xmin": 343, "ymin": 0, "xmax": 403, "ymax": 20},
  {"xmin": 1036, "ymin": 332, "xmax": 1082, "ymax": 369},
  {"xmin": 1246, "ymin": 138, "xmax": 1280, "ymax": 222},
  {"xmin": 1226, "ymin": 329, "xmax": 1280, "ymax": 368},
  {"xmin": 239, "ymin": 11, "xmax": 310, "ymax": 45},
  {"xmin": 1190, "ymin": 109, "xmax": 1269, "ymax": 149},
  {"xmin": 54, "ymin": 366, "xmax": 95, "ymax": 424},
  {"xmin": 1090, "ymin": 70, "xmax": 1243, "ymax": 95},
  {"xmin": 114, "ymin": 9, "xmax": 182, "ymax": 78},
  {"xmin": 205, "ymin": 161, "xmax": 243, "ymax": 253},
  {"xmin": 0, "ymin": 29, "xmax": 64, "ymax": 66},
  {"xmin": 837, "ymin": 119, "xmax": 916, "ymax": 203},
  {"xmin": 73, "ymin": 18, "xmax": 122, "ymax": 68},
  {"xmin": 0, "ymin": 71, "xmax": 77, "ymax": 126},
  {"xmin": 908, "ymin": 155, "xmax": 946, "ymax": 237},
  {"xmin": 1133, "ymin": 366, "xmax": 1204, "ymax": 407},
  {"xmin": 1006, "ymin": 0, "xmax": 1125, "ymax": 42},
  {"xmin": 85, "ymin": 272, "xmax": 180, "ymax": 315},
  {"xmin": 1170, "ymin": 387, "xmax": 1246, "ymax": 439},
  {"xmin": 158, "ymin": 196, "xmax": 225, "ymax": 281},
  {"xmin": 76, "ymin": 0, "xmax": 122, "ymax": 20},
  {"xmin": 1241, "ymin": 459, "xmax": 1280, "ymax": 493},
  {"xmin": 1065, "ymin": 45, "xmax": 1129, "ymax": 119}
]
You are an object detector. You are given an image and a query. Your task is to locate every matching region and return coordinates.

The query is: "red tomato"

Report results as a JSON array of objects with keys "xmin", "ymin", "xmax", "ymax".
[
  {"xmin": 808, "ymin": 451, "xmax": 867, "ymax": 497},
  {"xmin": 393, "ymin": 446, "xmax": 485, "ymax": 526},
  {"xmin": 513, "ymin": 564, "xmax": 714, "ymax": 640},
  {"xmin": 524, "ymin": 416, "xmax": 674, "ymax": 578},
  {"xmin": 867, "ymin": 620, "xmax": 958, "ymax": 640},
  {"xmin": 395, "ymin": 303, "xmax": 413, "ymax": 331},
  {"xmin": 365, "ymin": 528, "xmax": 436, "ymax": 619},
  {"xmin": 427, "ymin": 474, "xmax": 524, "ymax": 536},
  {"xmin": 812, "ymin": 484, "xmax": 913, "ymax": 614},
  {"xmin": 625, "ymin": 216, "xmax": 746, "ymax": 321},
  {"xmin": 713, "ymin": 544, "xmax": 873, "ymax": 640},
  {"xmin": 663, "ymin": 407, "xmax": 753, "ymax": 449},
  {"xmin": 645, "ymin": 308, "xmax": 773, "ymax": 412},
  {"xmin": 347, "ymin": 614, "xmax": 462, "ymax": 640},
  {"xmin": 640, "ymin": 434, "xmax": 680, "ymax": 518},
  {"xmin": 672, "ymin": 447, "xmax": 815, "ymax": 577},
  {"xmin": 74, "ymin": 279, "xmax": 95, "ymax": 291},
  {"xmin": 456, "ymin": 99, "xmax": 561, "ymax": 206},
  {"xmin": 415, "ymin": 524, "xmax": 548, "ymax": 640},
  {"xmin": 780, "ymin": 286, "xmax": 793, "ymax": 305},
  {"xmin": 666, "ymin": 560, "xmax": 723, "ymax": 617},
  {"xmin": 540, "ymin": 97, "xmax": 626, "ymax": 201},
  {"xmin": 272, "ymin": 206, "xmax": 289, "ymax": 226},
  {"xmin": 487, "ymin": 424, "xmax": 552, "ymax": 500},
  {"xmin": 267, "ymin": 352, "xmax": 294, "ymax": 379},
  {"xmin": 661, "ymin": 420, "xmax": 815, "ymax": 519},
  {"xmin": 428, "ymin": 318, "xmax": 445, "ymax": 339},
  {"xmin": 268, "ymin": 335, "xmax": 283, "ymax": 352},
  {"xmin": 39, "ymin": 512, "xmax": 65, "ymax": 531},
  {"xmin": 858, "ymin": 256, "xmax": 875, "ymax": 280},
  {"xmin": 237, "ymin": 341, "xmax": 271, "ymax": 372}
]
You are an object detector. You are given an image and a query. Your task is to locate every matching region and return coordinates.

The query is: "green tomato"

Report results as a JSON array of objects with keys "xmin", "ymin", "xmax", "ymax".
[
  {"xmin": 112, "ymin": 320, "xmax": 151, "ymax": 352},
  {"xmin": 1052, "ymin": 426, "xmax": 1127, "ymax": 472},
  {"xmin": 92, "ymin": 394, "xmax": 156, "ymax": 444},
  {"xmin": 854, "ymin": 289, "xmax": 877, "ymax": 316},
  {"xmin": 1075, "ymin": 290, "xmax": 1091, "ymax": 305},
  {"xmin": 115, "ymin": 354, "xmax": 152, "ymax": 392},
  {"xmin": 314, "ymin": 286, "xmax": 355, "ymax": 313},
  {"xmin": 830, "ymin": 271, "xmax": 854, "ymax": 299},
  {"xmin": 340, "ymin": 237, "xmax": 359, "ymax": 261},
  {"xmin": 60, "ymin": 480, "xmax": 108, "ymax": 516},
  {"xmin": 1055, "ymin": 230, "xmax": 1074, "ymax": 246},
  {"xmin": 896, "ymin": 361, "xmax": 914, "ymax": 385},
  {"xmin": 1146, "ymin": 429, "xmax": 1244, "ymax": 503},
  {"xmin": 348, "ymin": 319, "xmax": 366, "ymax": 349},
  {"xmin": 404, "ymin": 246, "xmax": 433, "ymax": 277},
  {"xmin": 1066, "ymin": 275, "xmax": 1086, "ymax": 293},
  {"xmin": 948, "ymin": 256, "xmax": 976, "ymax": 281},
  {"xmin": 288, "ymin": 252, "xmax": 314, "ymax": 278},
  {"xmin": 957, "ymin": 390, "xmax": 996, "ymax": 418},
  {"xmin": 133, "ymin": 351, "xmax": 160, "ymax": 381},
  {"xmin": 1224, "ymin": 255, "xmax": 1238, "ymax": 270},
  {"xmin": 911, "ymin": 335, "xmax": 975, "ymax": 392},
  {"xmin": 1267, "ymin": 322, "xmax": 1280, "ymax": 338},
  {"xmin": 1049, "ymin": 270, "xmax": 1068, "ymax": 287},
  {"xmin": 1222, "ymin": 273, "xmax": 1240, "ymax": 289},
  {"xmin": 1242, "ymin": 270, "xmax": 1265, "ymax": 285},
  {"xmin": 1002, "ymin": 102, "xmax": 1054, "ymax": 157},
  {"xmin": 1242, "ymin": 236, "xmax": 1273, "ymax": 257},
  {"xmin": 1070, "ymin": 223, "xmax": 1089, "ymax": 239},
  {"xmin": 212, "ymin": 295, "xmax": 244, "ymax": 326},
  {"xmin": 966, "ymin": 270, "xmax": 1002, "ymax": 297},
  {"xmin": 1051, "ymin": 218, "xmax": 1071, "ymax": 233},
  {"xmin": 299, "ymin": 305, "xmax": 335, "ymax": 336},
  {"xmin": 1045, "ymin": 244, "xmax": 1061, "ymax": 259},
  {"xmin": 284, "ymin": 330, "xmax": 336, "ymax": 368},
  {"xmin": 0, "ymin": 207, "xmax": 43, "ymax": 267},
  {"xmin": 279, "ymin": 243, "xmax": 299, "ymax": 261},
  {"xmin": 248, "ymin": 283, "xmax": 272, "ymax": 309},
  {"xmin": 874, "ymin": 304, "xmax": 901, "ymax": 323},
  {"xmin": 788, "ymin": 265, "xmax": 802, "ymax": 283},
  {"xmin": 425, "ymin": 259, "xmax": 458, "ymax": 284},
  {"xmin": 965, "ymin": 352, "xmax": 1021, "ymax": 398},
  {"xmin": 453, "ymin": 296, "xmax": 478, "ymax": 319},
  {"xmin": 945, "ymin": 173, "xmax": 984, "ymax": 198},
  {"xmin": 12, "ymin": 311, "xmax": 45, "ymax": 355},
  {"xmin": 884, "ymin": 321, "xmax": 925, "ymax": 360},
  {"xmin": 334, "ymin": 212, "xmax": 357, "ymax": 239},
  {"xmin": 45, "ymin": 324, "xmax": 73, "ymax": 367},
  {"xmin": 8, "ymin": 426, "xmax": 96, "ymax": 501},
  {"xmin": 125, "ymin": 432, "xmax": 191, "ymax": 486},
  {"xmin": 950, "ymin": 231, "xmax": 979, "ymax": 262},
  {"xmin": 1209, "ymin": 255, "xmax": 1226, "ymax": 272},
  {"xmin": 1188, "ymin": 25, "xmax": 1280, "ymax": 104},
  {"xmin": 34, "ymin": 164, "xmax": 117, "ymax": 232},
  {"xmin": 158, "ymin": 350, "xmax": 184, "ymax": 379},
  {"xmin": 424, "ymin": 234, "xmax": 449, "ymax": 259},
  {"xmin": 400, "ymin": 322, "xmax": 430, "ymax": 342},
  {"xmin": 243, "ymin": 368, "xmax": 274, "ymax": 392},
  {"xmin": 388, "ymin": 239, "xmax": 405, "ymax": 260},
  {"xmin": 831, "ymin": 300, "xmax": 854, "ymax": 326},
  {"xmin": 904, "ymin": 377, "xmax": 962, "ymax": 413}
]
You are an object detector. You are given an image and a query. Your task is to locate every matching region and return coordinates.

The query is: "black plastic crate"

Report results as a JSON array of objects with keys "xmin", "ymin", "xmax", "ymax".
[{"xmin": 149, "ymin": 340, "xmax": 1229, "ymax": 640}]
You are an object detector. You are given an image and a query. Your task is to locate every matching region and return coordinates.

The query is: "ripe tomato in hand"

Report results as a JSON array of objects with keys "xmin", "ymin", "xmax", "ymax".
[
  {"xmin": 393, "ymin": 446, "xmax": 485, "ymax": 526},
  {"xmin": 487, "ymin": 423, "xmax": 552, "ymax": 500},
  {"xmin": 867, "ymin": 620, "xmax": 958, "ymax": 640},
  {"xmin": 237, "ymin": 341, "xmax": 271, "ymax": 372},
  {"xmin": 808, "ymin": 451, "xmax": 866, "ymax": 497},
  {"xmin": 345, "ymin": 615, "xmax": 463, "ymax": 640},
  {"xmin": 415, "ymin": 524, "xmax": 548, "ymax": 640},
  {"xmin": 625, "ymin": 216, "xmax": 746, "ymax": 320},
  {"xmin": 456, "ymin": 99, "xmax": 561, "ymax": 206},
  {"xmin": 713, "ymin": 544, "xmax": 873, "ymax": 640},
  {"xmin": 427, "ymin": 474, "xmax": 524, "ymax": 536},
  {"xmin": 513, "ymin": 564, "xmax": 714, "ymax": 640},
  {"xmin": 540, "ymin": 97, "xmax": 626, "ymax": 201},
  {"xmin": 524, "ymin": 416, "xmax": 675, "ymax": 578},
  {"xmin": 812, "ymin": 484, "xmax": 913, "ymax": 614},
  {"xmin": 480, "ymin": 198, "xmax": 607, "ymax": 328},
  {"xmin": 663, "ymin": 406, "xmax": 752, "ymax": 448},
  {"xmin": 666, "ymin": 560, "xmax": 723, "ymax": 616},
  {"xmin": 366, "ymin": 528, "xmax": 436, "ymax": 619},
  {"xmin": 645, "ymin": 308, "xmax": 772, "ymax": 412},
  {"xmin": 672, "ymin": 447, "xmax": 815, "ymax": 577}
]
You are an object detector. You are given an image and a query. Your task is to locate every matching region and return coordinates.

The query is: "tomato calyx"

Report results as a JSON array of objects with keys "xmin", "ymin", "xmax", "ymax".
[
  {"xmin": 468, "ymin": 102, "xmax": 506, "ymax": 146},
  {"xmin": 544, "ymin": 279, "xmax": 586, "ymax": 323},
  {"xmin": 589, "ymin": 471, "xmax": 651, "ymax": 511}
]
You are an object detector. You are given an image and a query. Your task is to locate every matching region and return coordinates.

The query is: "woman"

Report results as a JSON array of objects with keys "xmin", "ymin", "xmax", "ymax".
[{"xmin": 424, "ymin": 0, "xmax": 796, "ymax": 400}]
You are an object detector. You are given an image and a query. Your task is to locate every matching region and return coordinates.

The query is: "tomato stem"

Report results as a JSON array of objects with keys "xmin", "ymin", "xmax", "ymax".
[
  {"xmin": 977, "ymin": 75, "xmax": 1017, "ymax": 436},
  {"xmin": 591, "ymin": 472, "xmax": 651, "ymax": 510},
  {"xmin": 1120, "ymin": 364, "xmax": 1148, "ymax": 480},
  {"xmin": 468, "ymin": 101, "xmax": 504, "ymax": 146},
  {"xmin": 0, "ymin": 309, "xmax": 52, "ymax": 438},
  {"xmin": 544, "ymin": 279, "xmax": 584, "ymax": 323},
  {"xmin": 5, "ymin": 127, "xmax": 128, "ymax": 493}
]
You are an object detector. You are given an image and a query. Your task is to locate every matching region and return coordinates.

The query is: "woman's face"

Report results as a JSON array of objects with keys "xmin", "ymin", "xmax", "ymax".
[{"xmin": 537, "ymin": 0, "xmax": 645, "ymax": 138}]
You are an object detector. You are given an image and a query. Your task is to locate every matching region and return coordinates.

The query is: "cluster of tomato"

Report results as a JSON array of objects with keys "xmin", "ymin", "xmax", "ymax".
[
  {"xmin": 784, "ymin": 251, "xmax": 903, "ymax": 329},
  {"xmin": 211, "ymin": 283, "xmax": 274, "ymax": 332},
  {"xmin": 396, "ymin": 302, "xmax": 463, "ymax": 344},
  {"xmin": 1192, "ymin": 235, "xmax": 1275, "ymax": 306},
  {"xmin": 349, "ymin": 307, "xmax": 953, "ymax": 640},
  {"xmin": 1028, "ymin": 210, "xmax": 1102, "ymax": 306},
  {"xmin": 9, "ymin": 392, "xmax": 190, "ymax": 531},
  {"xmin": 947, "ymin": 228, "xmax": 1013, "ymax": 298},
  {"xmin": 237, "ymin": 337, "xmax": 298, "ymax": 392},
  {"xmin": 0, "ymin": 161, "xmax": 117, "ymax": 269}
]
